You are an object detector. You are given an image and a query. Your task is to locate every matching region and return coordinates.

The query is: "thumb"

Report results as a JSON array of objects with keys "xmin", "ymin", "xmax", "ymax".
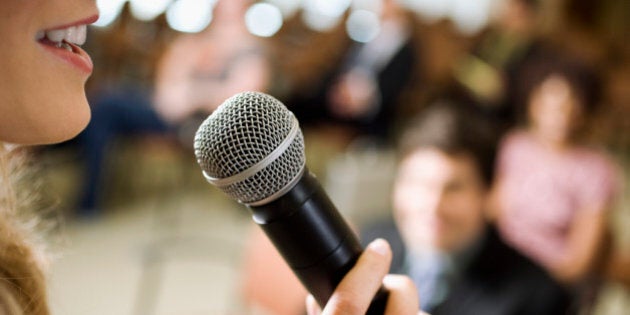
[{"xmin": 322, "ymin": 239, "xmax": 392, "ymax": 315}]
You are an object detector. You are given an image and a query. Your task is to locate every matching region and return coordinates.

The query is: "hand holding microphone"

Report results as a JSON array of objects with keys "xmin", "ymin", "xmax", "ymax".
[
  {"xmin": 307, "ymin": 239, "xmax": 421, "ymax": 315},
  {"xmin": 194, "ymin": 92, "xmax": 412, "ymax": 314}
]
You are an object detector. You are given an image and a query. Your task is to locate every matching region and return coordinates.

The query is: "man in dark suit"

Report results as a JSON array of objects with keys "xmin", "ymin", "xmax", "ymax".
[
  {"xmin": 362, "ymin": 102, "xmax": 573, "ymax": 314},
  {"xmin": 291, "ymin": 0, "xmax": 417, "ymax": 143}
]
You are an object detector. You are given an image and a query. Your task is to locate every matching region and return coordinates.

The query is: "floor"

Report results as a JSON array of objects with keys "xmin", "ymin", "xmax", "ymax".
[
  {"xmin": 42, "ymin": 144, "xmax": 260, "ymax": 315},
  {"xmin": 47, "ymin": 186, "xmax": 256, "ymax": 315}
]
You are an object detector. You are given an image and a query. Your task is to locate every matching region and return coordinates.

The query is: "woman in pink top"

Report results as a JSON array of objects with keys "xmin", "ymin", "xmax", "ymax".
[{"xmin": 492, "ymin": 57, "xmax": 619, "ymax": 284}]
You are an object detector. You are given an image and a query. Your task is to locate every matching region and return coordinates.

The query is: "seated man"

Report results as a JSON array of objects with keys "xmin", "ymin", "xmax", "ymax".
[{"xmin": 362, "ymin": 102, "xmax": 572, "ymax": 314}]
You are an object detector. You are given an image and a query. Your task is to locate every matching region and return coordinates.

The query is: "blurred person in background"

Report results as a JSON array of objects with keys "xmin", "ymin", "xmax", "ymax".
[
  {"xmin": 453, "ymin": 0, "xmax": 552, "ymax": 134},
  {"xmin": 76, "ymin": 86, "xmax": 170, "ymax": 217},
  {"xmin": 291, "ymin": 0, "xmax": 418, "ymax": 145},
  {"xmin": 73, "ymin": 5, "xmax": 174, "ymax": 216},
  {"xmin": 154, "ymin": 0, "xmax": 271, "ymax": 125},
  {"xmin": 0, "ymin": 1, "xmax": 421, "ymax": 314},
  {"xmin": 362, "ymin": 102, "xmax": 571, "ymax": 314},
  {"xmin": 76, "ymin": 0, "xmax": 273, "ymax": 216},
  {"xmin": 490, "ymin": 57, "xmax": 620, "ymax": 309}
]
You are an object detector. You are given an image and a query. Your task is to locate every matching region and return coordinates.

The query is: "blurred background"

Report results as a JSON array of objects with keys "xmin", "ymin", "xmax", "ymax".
[{"xmin": 29, "ymin": 0, "xmax": 628, "ymax": 314}]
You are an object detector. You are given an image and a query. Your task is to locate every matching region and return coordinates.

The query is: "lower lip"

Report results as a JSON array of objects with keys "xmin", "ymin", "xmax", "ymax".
[{"xmin": 39, "ymin": 41, "xmax": 93, "ymax": 75}]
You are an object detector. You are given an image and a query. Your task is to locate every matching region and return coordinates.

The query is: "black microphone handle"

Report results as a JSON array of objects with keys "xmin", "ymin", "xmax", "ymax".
[{"xmin": 249, "ymin": 168, "xmax": 389, "ymax": 314}]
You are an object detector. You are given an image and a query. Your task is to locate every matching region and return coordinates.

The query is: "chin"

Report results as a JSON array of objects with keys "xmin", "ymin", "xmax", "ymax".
[
  {"xmin": 43, "ymin": 106, "xmax": 91, "ymax": 144},
  {"xmin": 16, "ymin": 97, "xmax": 91, "ymax": 145}
]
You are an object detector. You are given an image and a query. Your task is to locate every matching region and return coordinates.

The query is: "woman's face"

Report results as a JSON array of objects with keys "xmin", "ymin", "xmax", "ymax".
[
  {"xmin": 528, "ymin": 75, "xmax": 583, "ymax": 146},
  {"xmin": 0, "ymin": 0, "xmax": 98, "ymax": 145}
]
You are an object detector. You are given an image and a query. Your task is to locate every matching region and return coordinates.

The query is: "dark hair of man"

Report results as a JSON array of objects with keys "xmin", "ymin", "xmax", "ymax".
[{"xmin": 398, "ymin": 102, "xmax": 499, "ymax": 187}]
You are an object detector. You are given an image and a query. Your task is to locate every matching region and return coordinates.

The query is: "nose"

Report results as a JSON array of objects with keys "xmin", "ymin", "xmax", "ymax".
[
  {"xmin": 412, "ymin": 187, "xmax": 447, "ymax": 220},
  {"xmin": 431, "ymin": 189, "xmax": 449, "ymax": 220}
]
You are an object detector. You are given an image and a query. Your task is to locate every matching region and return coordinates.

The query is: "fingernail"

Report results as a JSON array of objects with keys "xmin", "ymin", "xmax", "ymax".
[{"xmin": 368, "ymin": 238, "xmax": 390, "ymax": 256}]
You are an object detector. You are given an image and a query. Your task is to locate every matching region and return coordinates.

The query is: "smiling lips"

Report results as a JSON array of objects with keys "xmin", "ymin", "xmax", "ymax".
[
  {"xmin": 37, "ymin": 15, "xmax": 98, "ymax": 74},
  {"xmin": 37, "ymin": 24, "xmax": 87, "ymax": 51}
]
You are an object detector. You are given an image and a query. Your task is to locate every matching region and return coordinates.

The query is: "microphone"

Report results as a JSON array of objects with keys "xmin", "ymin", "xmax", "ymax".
[{"xmin": 194, "ymin": 91, "xmax": 389, "ymax": 313}]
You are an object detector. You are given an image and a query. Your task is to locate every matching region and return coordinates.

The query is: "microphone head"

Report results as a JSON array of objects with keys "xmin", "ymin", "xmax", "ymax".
[{"xmin": 194, "ymin": 91, "xmax": 306, "ymax": 206}]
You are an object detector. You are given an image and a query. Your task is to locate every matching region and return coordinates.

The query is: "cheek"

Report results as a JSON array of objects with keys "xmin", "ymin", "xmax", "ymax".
[
  {"xmin": 440, "ymin": 192, "xmax": 485, "ymax": 238},
  {"xmin": 393, "ymin": 184, "xmax": 431, "ymax": 220},
  {"xmin": 393, "ymin": 184, "xmax": 437, "ymax": 249},
  {"xmin": 393, "ymin": 185, "xmax": 413, "ymax": 218}
]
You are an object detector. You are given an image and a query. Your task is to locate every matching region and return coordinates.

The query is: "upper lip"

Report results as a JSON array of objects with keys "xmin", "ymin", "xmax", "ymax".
[{"xmin": 43, "ymin": 14, "xmax": 99, "ymax": 32}]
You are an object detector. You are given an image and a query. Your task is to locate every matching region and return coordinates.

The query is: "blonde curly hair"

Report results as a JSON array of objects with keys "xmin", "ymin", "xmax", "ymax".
[{"xmin": 0, "ymin": 145, "xmax": 50, "ymax": 315}]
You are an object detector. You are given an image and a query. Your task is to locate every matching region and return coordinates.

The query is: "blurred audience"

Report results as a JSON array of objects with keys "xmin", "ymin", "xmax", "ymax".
[
  {"xmin": 291, "ymin": 0, "xmax": 418, "ymax": 145},
  {"xmin": 362, "ymin": 102, "xmax": 572, "ymax": 314},
  {"xmin": 490, "ymin": 57, "xmax": 621, "ymax": 312},
  {"xmin": 453, "ymin": 0, "xmax": 552, "ymax": 133},
  {"xmin": 38, "ymin": 0, "xmax": 628, "ymax": 312},
  {"xmin": 154, "ymin": 0, "xmax": 271, "ymax": 124},
  {"xmin": 75, "ymin": 0, "xmax": 272, "ymax": 216},
  {"xmin": 76, "ymin": 85, "xmax": 170, "ymax": 216}
]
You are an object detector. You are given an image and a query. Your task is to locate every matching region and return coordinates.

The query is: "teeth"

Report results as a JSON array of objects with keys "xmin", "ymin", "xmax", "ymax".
[
  {"xmin": 66, "ymin": 26, "xmax": 77, "ymax": 43},
  {"xmin": 43, "ymin": 24, "xmax": 87, "ymax": 46},
  {"xmin": 74, "ymin": 25, "xmax": 87, "ymax": 45},
  {"xmin": 55, "ymin": 42, "xmax": 73, "ymax": 52},
  {"xmin": 64, "ymin": 25, "xmax": 87, "ymax": 45},
  {"xmin": 46, "ymin": 29, "xmax": 66, "ymax": 42},
  {"xmin": 62, "ymin": 42, "xmax": 73, "ymax": 52},
  {"xmin": 36, "ymin": 31, "xmax": 45, "ymax": 40}
]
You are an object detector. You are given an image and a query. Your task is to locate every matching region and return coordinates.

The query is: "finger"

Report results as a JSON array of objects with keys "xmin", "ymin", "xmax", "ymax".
[
  {"xmin": 322, "ymin": 238, "xmax": 392, "ymax": 315},
  {"xmin": 383, "ymin": 275, "xmax": 420, "ymax": 315},
  {"xmin": 306, "ymin": 295, "xmax": 321, "ymax": 315}
]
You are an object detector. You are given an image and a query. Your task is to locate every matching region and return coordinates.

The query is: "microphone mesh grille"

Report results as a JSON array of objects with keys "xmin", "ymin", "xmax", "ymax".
[{"xmin": 194, "ymin": 92, "xmax": 305, "ymax": 204}]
